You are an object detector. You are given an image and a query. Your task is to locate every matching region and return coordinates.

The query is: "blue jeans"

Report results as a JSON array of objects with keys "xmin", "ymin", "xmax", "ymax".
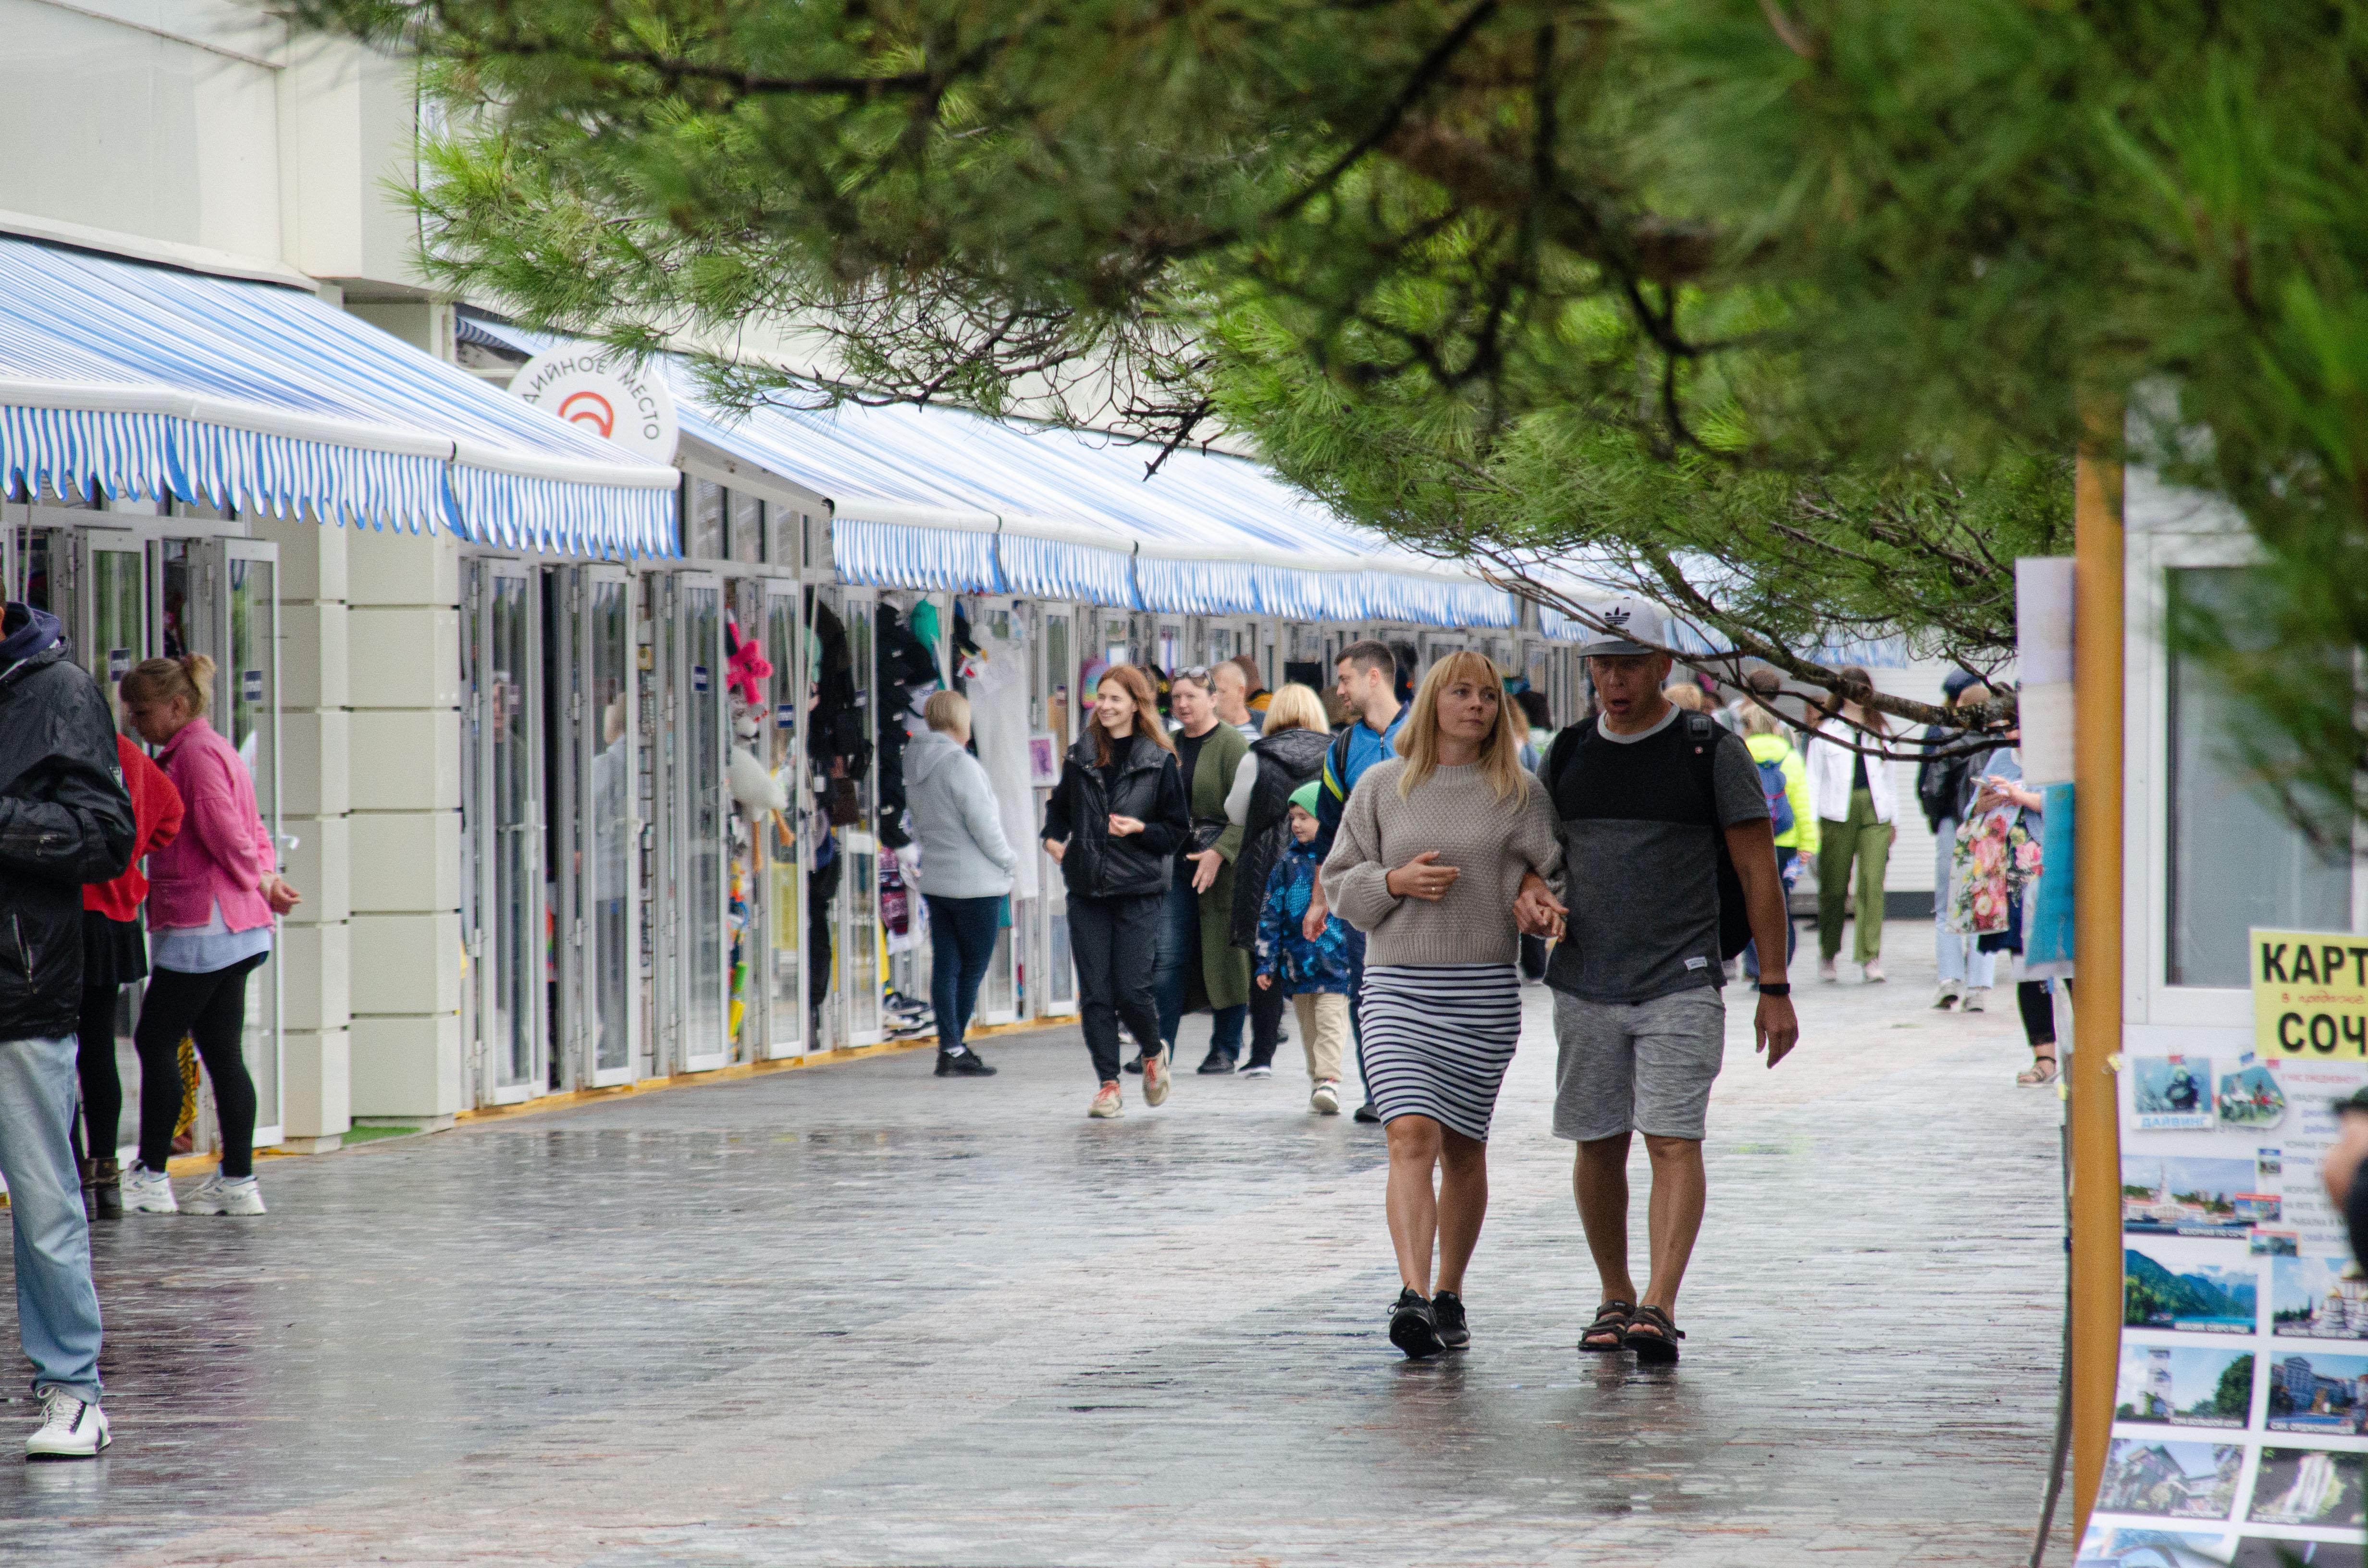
[
  {"xmin": 0, "ymin": 1036, "xmax": 102, "ymax": 1402},
  {"xmin": 1743, "ymin": 847, "xmax": 1801, "ymax": 981},
  {"xmin": 1153, "ymin": 877, "xmax": 1245, "ymax": 1059},
  {"xmin": 926, "ymin": 894, "xmax": 1002, "ymax": 1053}
]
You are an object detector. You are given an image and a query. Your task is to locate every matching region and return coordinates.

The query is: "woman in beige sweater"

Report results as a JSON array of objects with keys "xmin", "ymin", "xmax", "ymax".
[{"xmin": 1321, "ymin": 650, "xmax": 1566, "ymax": 1359}]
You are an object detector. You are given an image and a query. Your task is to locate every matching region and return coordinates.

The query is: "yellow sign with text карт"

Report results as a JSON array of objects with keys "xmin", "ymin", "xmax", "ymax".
[{"xmin": 2255, "ymin": 927, "xmax": 2368, "ymax": 1057}]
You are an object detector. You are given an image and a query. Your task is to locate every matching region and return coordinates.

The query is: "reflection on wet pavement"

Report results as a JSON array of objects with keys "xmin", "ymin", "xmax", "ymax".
[{"xmin": 0, "ymin": 928, "xmax": 2067, "ymax": 1566}]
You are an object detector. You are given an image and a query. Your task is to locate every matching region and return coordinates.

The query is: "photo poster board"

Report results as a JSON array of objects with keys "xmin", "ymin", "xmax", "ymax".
[{"xmin": 2077, "ymin": 929, "xmax": 2368, "ymax": 1566}]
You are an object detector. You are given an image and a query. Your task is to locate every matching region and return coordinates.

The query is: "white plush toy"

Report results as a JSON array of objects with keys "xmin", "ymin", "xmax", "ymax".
[{"xmin": 728, "ymin": 743, "xmax": 787, "ymax": 813}]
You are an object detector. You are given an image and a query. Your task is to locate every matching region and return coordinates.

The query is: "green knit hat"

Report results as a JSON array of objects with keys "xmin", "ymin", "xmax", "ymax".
[{"xmin": 1288, "ymin": 780, "xmax": 1322, "ymax": 817}]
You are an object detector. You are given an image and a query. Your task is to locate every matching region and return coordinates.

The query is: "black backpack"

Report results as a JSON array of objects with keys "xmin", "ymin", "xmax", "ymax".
[{"xmin": 1544, "ymin": 712, "xmax": 1754, "ymax": 961}]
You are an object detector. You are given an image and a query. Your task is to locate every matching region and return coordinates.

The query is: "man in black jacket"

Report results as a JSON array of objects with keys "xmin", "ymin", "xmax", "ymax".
[{"xmin": 0, "ymin": 601, "xmax": 134, "ymax": 1459}]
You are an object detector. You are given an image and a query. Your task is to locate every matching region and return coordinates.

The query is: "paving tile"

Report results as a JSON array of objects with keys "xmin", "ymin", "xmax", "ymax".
[{"xmin": 0, "ymin": 926, "xmax": 2075, "ymax": 1566}]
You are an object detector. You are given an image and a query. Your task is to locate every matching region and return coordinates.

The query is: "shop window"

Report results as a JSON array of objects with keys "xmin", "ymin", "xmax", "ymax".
[
  {"xmin": 686, "ymin": 479, "xmax": 726, "ymax": 559},
  {"xmin": 167, "ymin": 496, "xmax": 236, "ymax": 522},
  {"xmin": 730, "ymin": 491, "xmax": 764, "ymax": 565},
  {"xmin": 2166, "ymin": 567, "xmax": 2352, "ymax": 986}
]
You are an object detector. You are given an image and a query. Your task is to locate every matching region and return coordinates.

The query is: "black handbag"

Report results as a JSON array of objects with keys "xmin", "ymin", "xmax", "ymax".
[{"xmin": 1186, "ymin": 817, "xmax": 1229, "ymax": 855}]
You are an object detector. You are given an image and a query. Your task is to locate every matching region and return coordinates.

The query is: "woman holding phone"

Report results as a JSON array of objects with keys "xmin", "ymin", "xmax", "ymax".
[{"xmin": 1042, "ymin": 664, "xmax": 1190, "ymax": 1118}]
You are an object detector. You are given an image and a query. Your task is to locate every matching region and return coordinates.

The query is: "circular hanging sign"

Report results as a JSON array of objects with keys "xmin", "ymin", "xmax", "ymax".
[{"xmin": 510, "ymin": 347, "xmax": 679, "ymax": 463}]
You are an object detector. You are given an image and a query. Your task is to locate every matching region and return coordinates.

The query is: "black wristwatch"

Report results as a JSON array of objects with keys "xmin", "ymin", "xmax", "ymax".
[{"xmin": 1756, "ymin": 982, "xmax": 1791, "ymax": 997}]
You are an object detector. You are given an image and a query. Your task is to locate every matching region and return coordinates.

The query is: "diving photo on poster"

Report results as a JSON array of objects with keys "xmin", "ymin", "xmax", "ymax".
[{"xmin": 2134, "ymin": 1057, "xmax": 2217, "ymax": 1131}]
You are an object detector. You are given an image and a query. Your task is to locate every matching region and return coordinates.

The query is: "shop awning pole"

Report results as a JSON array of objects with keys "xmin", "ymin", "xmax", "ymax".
[{"xmin": 2067, "ymin": 422, "xmax": 2125, "ymax": 1536}]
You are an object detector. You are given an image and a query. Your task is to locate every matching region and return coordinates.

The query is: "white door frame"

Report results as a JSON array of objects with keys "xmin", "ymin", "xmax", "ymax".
[
  {"xmin": 559, "ymin": 564, "xmax": 642, "ymax": 1089},
  {"xmin": 668, "ymin": 570, "xmax": 734, "ymax": 1073},
  {"xmin": 1034, "ymin": 600, "xmax": 1079, "ymax": 1018},
  {"xmin": 838, "ymin": 586, "xmax": 886, "ymax": 1047},
  {"xmin": 760, "ymin": 575, "xmax": 807, "ymax": 1057},
  {"xmin": 191, "ymin": 535, "xmax": 286, "ymax": 1143},
  {"xmin": 467, "ymin": 556, "xmax": 548, "ymax": 1107}
]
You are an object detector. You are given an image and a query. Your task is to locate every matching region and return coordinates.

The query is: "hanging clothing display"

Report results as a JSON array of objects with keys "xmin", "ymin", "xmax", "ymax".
[
  {"xmin": 1946, "ymin": 751, "xmax": 2043, "ymax": 939},
  {"xmin": 965, "ymin": 617, "xmax": 1039, "ymax": 902}
]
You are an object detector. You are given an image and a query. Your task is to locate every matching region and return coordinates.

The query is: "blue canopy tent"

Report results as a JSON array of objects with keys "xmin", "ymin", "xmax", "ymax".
[
  {"xmin": 455, "ymin": 316, "xmax": 1517, "ymax": 626},
  {"xmin": 0, "ymin": 237, "xmax": 678, "ymax": 557}
]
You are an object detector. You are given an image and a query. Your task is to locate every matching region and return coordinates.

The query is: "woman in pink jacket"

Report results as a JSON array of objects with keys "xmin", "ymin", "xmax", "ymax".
[{"xmin": 117, "ymin": 656, "xmax": 300, "ymax": 1217}]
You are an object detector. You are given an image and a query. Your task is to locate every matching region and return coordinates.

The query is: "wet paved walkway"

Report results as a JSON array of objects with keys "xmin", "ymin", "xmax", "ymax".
[{"xmin": 3, "ymin": 925, "xmax": 2069, "ymax": 1567}]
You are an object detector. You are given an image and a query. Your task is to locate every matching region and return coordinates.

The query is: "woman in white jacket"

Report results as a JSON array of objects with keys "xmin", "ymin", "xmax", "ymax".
[
  {"xmin": 904, "ymin": 690, "xmax": 1019, "ymax": 1076},
  {"xmin": 1804, "ymin": 664, "xmax": 1899, "ymax": 983}
]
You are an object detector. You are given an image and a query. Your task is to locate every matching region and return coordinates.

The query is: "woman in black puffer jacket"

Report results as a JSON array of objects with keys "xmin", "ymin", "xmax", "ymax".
[
  {"xmin": 1222, "ymin": 684, "xmax": 1335, "ymax": 1076},
  {"xmin": 1042, "ymin": 664, "xmax": 1188, "ymax": 1118}
]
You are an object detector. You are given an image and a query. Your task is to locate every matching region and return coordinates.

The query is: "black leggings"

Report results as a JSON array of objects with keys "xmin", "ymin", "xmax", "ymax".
[
  {"xmin": 135, "ymin": 956, "xmax": 265, "ymax": 1179},
  {"xmin": 2019, "ymin": 979, "xmax": 2057, "ymax": 1050},
  {"xmin": 76, "ymin": 986, "xmax": 123, "ymax": 1160}
]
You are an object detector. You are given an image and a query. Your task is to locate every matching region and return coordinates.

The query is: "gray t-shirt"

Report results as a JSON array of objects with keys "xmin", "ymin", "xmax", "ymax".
[{"xmin": 1545, "ymin": 708, "xmax": 1770, "ymax": 1003}]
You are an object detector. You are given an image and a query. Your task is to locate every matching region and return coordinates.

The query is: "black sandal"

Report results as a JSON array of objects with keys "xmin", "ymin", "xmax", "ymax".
[
  {"xmin": 1579, "ymin": 1299, "xmax": 1635, "ymax": 1353},
  {"xmin": 1624, "ymin": 1304, "xmax": 1686, "ymax": 1364}
]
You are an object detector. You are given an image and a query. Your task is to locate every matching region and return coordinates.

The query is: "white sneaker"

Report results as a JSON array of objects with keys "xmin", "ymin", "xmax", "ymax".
[
  {"xmin": 1142, "ymin": 1047, "xmax": 1173, "ymax": 1107},
  {"xmin": 1862, "ymin": 959, "xmax": 1886, "ymax": 983},
  {"xmin": 1962, "ymin": 987, "xmax": 1990, "ymax": 1013},
  {"xmin": 1311, "ymin": 1080, "xmax": 1341, "ymax": 1115},
  {"xmin": 1933, "ymin": 979, "xmax": 1962, "ymax": 1010},
  {"xmin": 121, "ymin": 1164, "xmax": 176, "ymax": 1214},
  {"xmin": 182, "ymin": 1175, "xmax": 265, "ymax": 1216},
  {"xmin": 26, "ymin": 1388, "xmax": 108, "ymax": 1459},
  {"xmin": 1817, "ymin": 958, "xmax": 1839, "ymax": 982},
  {"xmin": 1087, "ymin": 1082, "xmax": 1124, "ymax": 1119},
  {"xmin": 1240, "ymin": 1063, "xmax": 1273, "ymax": 1079}
]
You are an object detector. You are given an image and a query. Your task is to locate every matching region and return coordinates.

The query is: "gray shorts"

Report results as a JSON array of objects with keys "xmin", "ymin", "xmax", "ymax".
[{"xmin": 1551, "ymin": 987, "xmax": 1727, "ymax": 1142}]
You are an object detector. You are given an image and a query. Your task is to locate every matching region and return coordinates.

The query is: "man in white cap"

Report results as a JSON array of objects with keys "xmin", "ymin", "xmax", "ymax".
[{"xmin": 1526, "ymin": 597, "xmax": 1800, "ymax": 1364}]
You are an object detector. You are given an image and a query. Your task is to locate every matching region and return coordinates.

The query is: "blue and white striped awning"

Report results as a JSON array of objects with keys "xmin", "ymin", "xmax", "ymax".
[
  {"xmin": 0, "ymin": 238, "xmax": 678, "ymax": 558},
  {"xmin": 456, "ymin": 314, "xmax": 1513, "ymax": 624}
]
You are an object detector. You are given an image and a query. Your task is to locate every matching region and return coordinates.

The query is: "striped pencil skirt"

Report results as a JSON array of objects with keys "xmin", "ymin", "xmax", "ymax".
[{"xmin": 1359, "ymin": 964, "xmax": 1524, "ymax": 1142}]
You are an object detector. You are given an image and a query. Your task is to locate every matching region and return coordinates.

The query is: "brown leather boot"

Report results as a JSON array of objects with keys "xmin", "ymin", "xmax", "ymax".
[{"xmin": 91, "ymin": 1158, "xmax": 122, "ymax": 1219}]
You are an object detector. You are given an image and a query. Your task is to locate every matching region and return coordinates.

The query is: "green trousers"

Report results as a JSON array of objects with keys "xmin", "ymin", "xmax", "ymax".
[{"xmin": 1817, "ymin": 788, "xmax": 1895, "ymax": 963}]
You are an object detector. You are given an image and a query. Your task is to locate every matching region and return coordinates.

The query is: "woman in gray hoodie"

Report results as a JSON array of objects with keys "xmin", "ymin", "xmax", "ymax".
[{"xmin": 905, "ymin": 690, "xmax": 1020, "ymax": 1076}]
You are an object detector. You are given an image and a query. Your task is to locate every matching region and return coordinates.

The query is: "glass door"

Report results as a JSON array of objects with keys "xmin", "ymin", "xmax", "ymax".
[
  {"xmin": 186, "ymin": 538, "xmax": 284, "ymax": 1141},
  {"xmin": 764, "ymin": 580, "xmax": 805, "ymax": 1056},
  {"xmin": 465, "ymin": 558, "xmax": 546, "ymax": 1105},
  {"xmin": 672, "ymin": 572, "xmax": 732, "ymax": 1071},
  {"xmin": 1036, "ymin": 604, "xmax": 1077, "ymax": 1017},
  {"xmin": 839, "ymin": 588, "xmax": 884, "ymax": 1046},
  {"xmin": 74, "ymin": 529, "xmax": 146, "ymax": 729},
  {"xmin": 555, "ymin": 566, "xmax": 640, "ymax": 1088}
]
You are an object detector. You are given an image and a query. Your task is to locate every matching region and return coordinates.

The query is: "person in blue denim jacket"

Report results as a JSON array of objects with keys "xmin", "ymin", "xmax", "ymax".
[{"xmin": 1256, "ymin": 782, "xmax": 1356, "ymax": 1114}]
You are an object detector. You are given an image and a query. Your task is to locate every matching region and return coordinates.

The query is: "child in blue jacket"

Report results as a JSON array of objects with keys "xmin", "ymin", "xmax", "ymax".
[{"xmin": 1256, "ymin": 782, "xmax": 1356, "ymax": 1114}]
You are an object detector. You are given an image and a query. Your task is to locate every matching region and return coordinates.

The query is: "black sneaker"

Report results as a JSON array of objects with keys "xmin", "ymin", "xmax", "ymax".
[
  {"xmin": 1431, "ymin": 1289, "xmax": 1470, "ymax": 1350},
  {"xmin": 1195, "ymin": 1053, "xmax": 1237, "ymax": 1076},
  {"xmin": 1122, "ymin": 1054, "xmax": 1146, "ymax": 1075},
  {"xmin": 935, "ymin": 1049, "xmax": 997, "ymax": 1078},
  {"xmin": 1388, "ymin": 1287, "xmax": 1443, "ymax": 1360},
  {"xmin": 1353, "ymin": 1102, "xmax": 1382, "ymax": 1124}
]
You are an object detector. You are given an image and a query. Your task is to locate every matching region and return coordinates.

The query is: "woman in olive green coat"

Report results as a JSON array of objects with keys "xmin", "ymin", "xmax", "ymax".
[{"xmin": 1155, "ymin": 669, "xmax": 1254, "ymax": 1071}]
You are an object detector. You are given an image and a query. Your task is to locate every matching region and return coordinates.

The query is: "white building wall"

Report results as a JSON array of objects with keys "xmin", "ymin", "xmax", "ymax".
[
  {"xmin": 345, "ymin": 529, "xmax": 466, "ymax": 1123},
  {"xmin": 0, "ymin": 1, "xmax": 286, "ymax": 267}
]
